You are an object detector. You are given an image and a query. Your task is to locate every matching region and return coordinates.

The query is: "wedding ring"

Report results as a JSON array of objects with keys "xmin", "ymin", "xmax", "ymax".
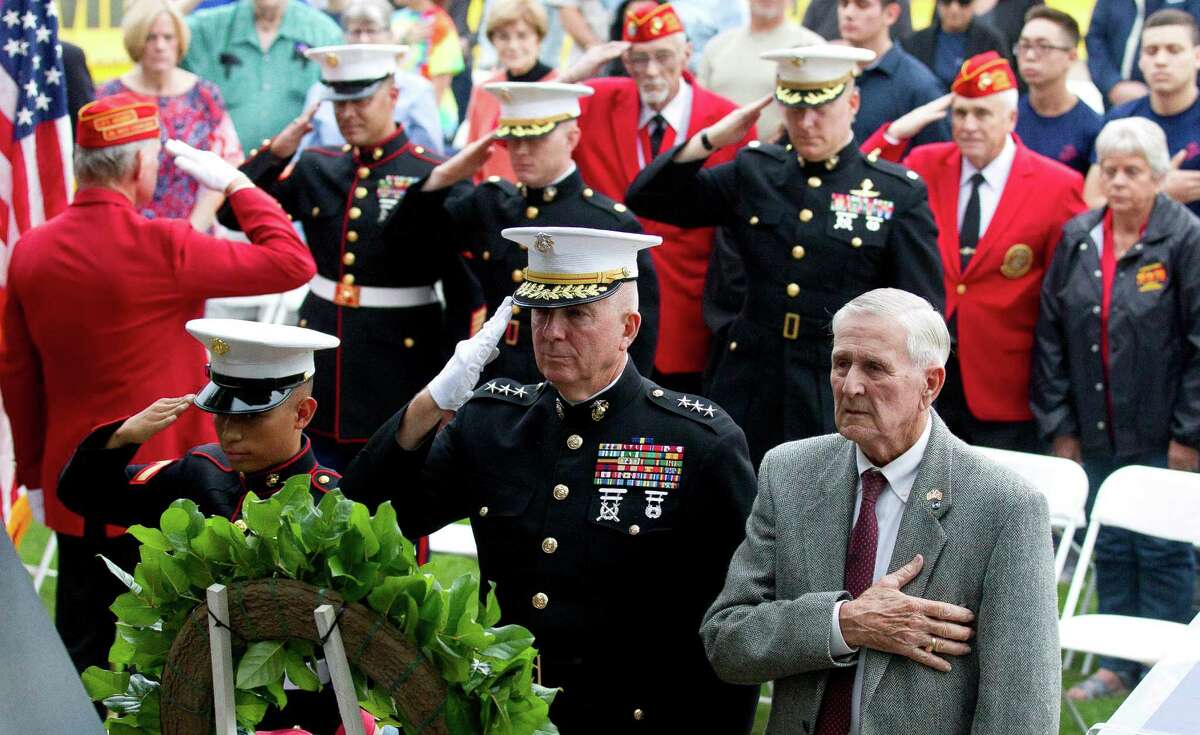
[{"xmin": 925, "ymin": 636, "xmax": 937, "ymax": 653}]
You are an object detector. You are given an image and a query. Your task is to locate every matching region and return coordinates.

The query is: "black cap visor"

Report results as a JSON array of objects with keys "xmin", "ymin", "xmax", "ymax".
[
  {"xmin": 323, "ymin": 74, "xmax": 390, "ymax": 102},
  {"xmin": 194, "ymin": 370, "xmax": 309, "ymax": 415}
]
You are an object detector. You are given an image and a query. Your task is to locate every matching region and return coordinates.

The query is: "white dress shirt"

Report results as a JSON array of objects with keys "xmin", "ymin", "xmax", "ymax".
[
  {"xmin": 635, "ymin": 81, "xmax": 693, "ymax": 168},
  {"xmin": 956, "ymin": 134, "xmax": 1017, "ymax": 242},
  {"xmin": 828, "ymin": 414, "xmax": 933, "ymax": 735}
]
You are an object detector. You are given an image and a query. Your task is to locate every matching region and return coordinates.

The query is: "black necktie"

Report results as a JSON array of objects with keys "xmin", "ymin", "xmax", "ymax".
[
  {"xmin": 959, "ymin": 172, "xmax": 985, "ymax": 270},
  {"xmin": 649, "ymin": 114, "xmax": 667, "ymax": 158}
]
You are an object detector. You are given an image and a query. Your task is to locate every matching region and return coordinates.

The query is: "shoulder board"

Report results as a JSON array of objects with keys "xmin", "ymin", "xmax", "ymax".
[
  {"xmin": 305, "ymin": 146, "xmax": 344, "ymax": 159},
  {"xmin": 482, "ymin": 175, "xmax": 520, "ymax": 196},
  {"xmin": 311, "ymin": 467, "xmax": 342, "ymax": 493},
  {"xmin": 741, "ymin": 139, "xmax": 789, "ymax": 162},
  {"xmin": 864, "ymin": 154, "xmax": 922, "ymax": 185},
  {"xmin": 189, "ymin": 444, "xmax": 233, "ymax": 472},
  {"xmin": 644, "ymin": 385, "xmax": 728, "ymax": 432},
  {"xmin": 469, "ymin": 378, "xmax": 544, "ymax": 405},
  {"xmin": 407, "ymin": 144, "xmax": 446, "ymax": 164},
  {"xmin": 581, "ymin": 187, "xmax": 636, "ymax": 221}
]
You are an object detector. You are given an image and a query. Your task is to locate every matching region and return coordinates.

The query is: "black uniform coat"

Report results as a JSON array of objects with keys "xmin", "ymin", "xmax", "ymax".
[
  {"xmin": 1031, "ymin": 194, "xmax": 1200, "ymax": 456},
  {"xmin": 404, "ymin": 167, "xmax": 660, "ymax": 383},
  {"xmin": 57, "ymin": 420, "xmax": 341, "ymax": 532},
  {"xmin": 627, "ymin": 140, "xmax": 944, "ymax": 464},
  {"xmin": 341, "ymin": 360, "xmax": 759, "ymax": 733},
  {"xmin": 222, "ymin": 127, "xmax": 484, "ymax": 443}
]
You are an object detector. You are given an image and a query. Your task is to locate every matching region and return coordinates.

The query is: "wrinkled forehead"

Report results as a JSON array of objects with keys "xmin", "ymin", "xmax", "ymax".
[
  {"xmin": 629, "ymin": 34, "xmax": 685, "ymax": 55},
  {"xmin": 950, "ymin": 93, "xmax": 1004, "ymax": 114}
]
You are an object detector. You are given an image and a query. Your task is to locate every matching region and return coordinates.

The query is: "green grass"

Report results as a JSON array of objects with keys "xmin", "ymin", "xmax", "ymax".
[{"xmin": 13, "ymin": 521, "xmax": 1125, "ymax": 733}]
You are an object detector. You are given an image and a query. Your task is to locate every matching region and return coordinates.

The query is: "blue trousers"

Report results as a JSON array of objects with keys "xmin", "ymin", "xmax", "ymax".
[{"xmin": 1083, "ymin": 452, "xmax": 1197, "ymax": 683}]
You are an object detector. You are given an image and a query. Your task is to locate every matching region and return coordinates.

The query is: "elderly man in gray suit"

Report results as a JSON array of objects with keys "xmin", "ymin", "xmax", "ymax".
[{"xmin": 701, "ymin": 288, "xmax": 1059, "ymax": 734}]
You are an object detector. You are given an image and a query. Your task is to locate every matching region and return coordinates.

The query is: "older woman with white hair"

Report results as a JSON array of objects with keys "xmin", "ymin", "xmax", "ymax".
[{"xmin": 1032, "ymin": 116, "xmax": 1200, "ymax": 701}]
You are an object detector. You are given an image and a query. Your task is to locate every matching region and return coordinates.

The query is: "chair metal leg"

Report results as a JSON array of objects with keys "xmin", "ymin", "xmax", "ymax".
[{"xmin": 1064, "ymin": 693, "xmax": 1090, "ymax": 734}]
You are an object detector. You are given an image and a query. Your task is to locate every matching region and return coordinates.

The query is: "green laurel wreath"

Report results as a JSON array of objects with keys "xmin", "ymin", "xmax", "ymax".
[{"xmin": 78, "ymin": 477, "xmax": 557, "ymax": 735}]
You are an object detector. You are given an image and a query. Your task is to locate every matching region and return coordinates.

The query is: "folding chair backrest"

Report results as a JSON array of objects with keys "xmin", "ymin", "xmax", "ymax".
[
  {"xmin": 974, "ymin": 446, "xmax": 1088, "ymax": 529},
  {"xmin": 1062, "ymin": 465, "xmax": 1200, "ymax": 621},
  {"xmin": 1091, "ymin": 465, "xmax": 1200, "ymax": 545}
]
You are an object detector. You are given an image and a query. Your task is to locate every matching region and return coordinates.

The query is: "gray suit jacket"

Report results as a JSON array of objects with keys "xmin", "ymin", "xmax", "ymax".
[{"xmin": 700, "ymin": 413, "xmax": 1059, "ymax": 734}]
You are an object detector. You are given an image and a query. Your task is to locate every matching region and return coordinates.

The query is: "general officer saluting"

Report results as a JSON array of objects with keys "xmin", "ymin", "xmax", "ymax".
[
  {"xmin": 405, "ymin": 81, "xmax": 660, "ymax": 383},
  {"xmin": 342, "ymin": 228, "xmax": 759, "ymax": 733},
  {"xmin": 58, "ymin": 319, "xmax": 362, "ymax": 734},
  {"xmin": 220, "ymin": 44, "xmax": 484, "ymax": 470},
  {"xmin": 627, "ymin": 45, "xmax": 944, "ymax": 466}
]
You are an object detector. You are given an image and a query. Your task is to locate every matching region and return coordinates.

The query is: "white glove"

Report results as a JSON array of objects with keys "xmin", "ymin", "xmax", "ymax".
[
  {"xmin": 26, "ymin": 487, "xmax": 44, "ymax": 524},
  {"xmin": 428, "ymin": 298, "xmax": 513, "ymax": 411},
  {"xmin": 165, "ymin": 139, "xmax": 242, "ymax": 192}
]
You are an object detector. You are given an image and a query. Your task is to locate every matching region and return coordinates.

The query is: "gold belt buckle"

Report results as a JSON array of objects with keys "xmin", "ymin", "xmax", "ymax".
[
  {"xmin": 783, "ymin": 312, "xmax": 800, "ymax": 340},
  {"xmin": 333, "ymin": 282, "xmax": 361, "ymax": 308},
  {"xmin": 505, "ymin": 319, "xmax": 520, "ymax": 346}
]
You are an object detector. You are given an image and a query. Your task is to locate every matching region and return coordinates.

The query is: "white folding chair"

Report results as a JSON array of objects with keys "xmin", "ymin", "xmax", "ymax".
[
  {"xmin": 974, "ymin": 446, "xmax": 1088, "ymax": 582},
  {"xmin": 1058, "ymin": 465, "xmax": 1200, "ymax": 732}
]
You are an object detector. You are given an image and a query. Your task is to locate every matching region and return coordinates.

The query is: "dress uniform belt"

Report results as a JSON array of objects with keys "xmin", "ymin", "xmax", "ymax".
[
  {"xmin": 309, "ymin": 275, "xmax": 440, "ymax": 308},
  {"xmin": 734, "ymin": 311, "xmax": 834, "ymax": 369}
]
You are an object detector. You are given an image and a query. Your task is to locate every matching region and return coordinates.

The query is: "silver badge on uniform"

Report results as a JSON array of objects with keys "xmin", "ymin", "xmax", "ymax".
[
  {"xmin": 596, "ymin": 488, "xmax": 628, "ymax": 522},
  {"xmin": 643, "ymin": 489, "xmax": 669, "ymax": 519}
]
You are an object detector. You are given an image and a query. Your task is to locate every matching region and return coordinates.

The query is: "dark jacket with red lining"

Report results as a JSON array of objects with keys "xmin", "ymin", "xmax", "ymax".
[{"xmin": 57, "ymin": 419, "xmax": 340, "ymax": 534}]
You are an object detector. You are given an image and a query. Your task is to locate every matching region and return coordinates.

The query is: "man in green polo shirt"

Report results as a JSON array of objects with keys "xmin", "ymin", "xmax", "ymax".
[{"xmin": 182, "ymin": 0, "xmax": 342, "ymax": 151}]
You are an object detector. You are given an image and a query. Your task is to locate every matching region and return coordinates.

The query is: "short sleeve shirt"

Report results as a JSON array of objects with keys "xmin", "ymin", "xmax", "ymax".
[
  {"xmin": 1099, "ymin": 95, "xmax": 1200, "ymax": 217},
  {"xmin": 1017, "ymin": 96, "xmax": 1103, "ymax": 176},
  {"xmin": 181, "ymin": 0, "xmax": 343, "ymax": 151}
]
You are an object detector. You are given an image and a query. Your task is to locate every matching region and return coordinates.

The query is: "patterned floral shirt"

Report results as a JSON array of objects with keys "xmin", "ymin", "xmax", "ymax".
[{"xmin": 96, "ymin": 77, "xmax": 243, "ymax": 221}]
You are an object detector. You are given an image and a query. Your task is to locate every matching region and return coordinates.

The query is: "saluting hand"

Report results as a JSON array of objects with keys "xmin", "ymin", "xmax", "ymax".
[
  {"xmin": 837, "ymin": 554, "xmax": 975, "ymax": 673},
  {"xmin": 560, "ymin": 40, "xmax": 629, "ymax": 84},
  {"xmin": 268, "ymin": 102, "xmax": 321, "ymax": 161},
  {"xmin": 106, "ymin": 395, "xmax": 196, "ymax": 449},
  {"xmin": 885, "ymin": 93, "xmax": 952, "ymax": 143},
  {"xmin": 427, "ymin": 297, "xmax": 513, "ymax": 411},
  {"xmin": 675, "ymin": 95, "xmax": 771, "ymax": 163},
  {"xmin": 167, "ymin": 139, "xmax": 250, "ymax": 195},
  {"xmin": 423, "ymin": 132, "xmax": 496, "ymax": 192}
]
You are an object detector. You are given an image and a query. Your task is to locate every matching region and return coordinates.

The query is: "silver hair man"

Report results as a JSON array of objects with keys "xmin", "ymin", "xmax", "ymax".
[
  {"xmin": 73, "ymin": 139, "xmax": 157, "ymax": 187},
  {"xmin": 831, "ymin": 287, "xmax": 951, "ymax": 369}
]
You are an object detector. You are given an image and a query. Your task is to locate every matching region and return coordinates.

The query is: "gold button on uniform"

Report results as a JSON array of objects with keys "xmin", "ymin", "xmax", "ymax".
[
  {"xmin": 342, "ymin": 274, "xmax": 355, "ymax": 285},
  {"xmin": 482, "ymin": 250, "xmax": 491, "ymax": 261},
  {"xmin": 799, "ymin": 209, "xmax": 813, "ymax": 222},
  {"xmin": 956, "ymin": 284, "xmax": 967, "ymax": 295},
  {"xmin": 355, "ymin": 186, "xmax": 368, "ymax": 199},
  {"xmin": 628, "ymin": 524, "xmax": 640, "ymax": 535},
  {"xmin": 729, "ymin": 341, "xmax": 738, "ymax": 351},
  {"xmin": 479, "ymin": 506, "xmax": 489, "ymax": 517},
  {"xmin": 403, "ymin": 338, "xmax": 415, "ymax": 348},
  {"xmin": 311, "ymin": 206, "xmax": 321, "ymax": 217},
  {"xmin": 614, "ymin": 203, "xmax": 628, "ymax": 213},
  {"xmin": 373, "ymin": 147, "xmax": 383, "ymax": 159},
  {"xmin": 807, "ymin": 176, "xmax": 821, "ymax": 188},
  {"xmin": 249, "ymin": 148, "xmax": 259, "ymax": 157},
  {"xmin": 633, "ymin": 709, "xmax": 644, "ymax": 721},
  {"xmin": 512, "ymin": 269, "xmax": 525, "ymax": 283},
  {"xmin": 414, "ymin": 145, "xmax": 425, "ymax": 155},
  {"xmin": 851, "ymin": 237, "xmax": 862, "ymax": 248},
  {"xmin": 532, "ymin": 592, "xmax": 548, "ymax": 609},
  {"xmin": 525, "ymin": 206, "xmax": 539, "ymax": 219},
  {"xmin": 316, "ymin": 474, "xmax": 330, "ymax": 484},
  {"xmin": 266, "ymin": 473, "xmax": 280, "ymax": 487},
  {"xmin": 786, "ymin": 283, "xmax": 800, "ymax": 297},
  {"xmin": 349, "ymin": 207, "xmax": 362, "ymax": 220},
  {"xmin": 342, "ymin": 252, "xmax": 356, "ymax": 266},
  {"xmin": 261, "ymin": 138, "xmax": 271, "ymax": 147},
  {"xmin": 749, "ymin": 215, "xmax": 759, "ymax": 225},
  {"xmin": 541, "ymin": 537, "xmax": 558, "ymax": 554},
  {"xmin": 357, "ymin": 166, "xmax": 370, "ymax": 178},
  {"xmin": 792, "ymin": 245, "xmax": 806, "ymax": 260},
  {"xmin": 583, "ymin": 187, "xmax": 594, "ymax": 198},
  {"xmin": 341, "ymin": 143, "xmax": 352, "ymax": 152},
  {"xmin": 511, "ymin": 305, "xmax": 521, "ymax": 315},
  {"xmin": 566, "ymin": 434, "xmax": 583, "ymax": 450},
  {"xmin": 299, "ymin": 318, "xmax": 308, "ymax": 327},
  {"xmin": 347, "ymin": 231, "xmax": 359, "ymax": 243},
  {"xmin": 553, "ymin": 484, "xmax": 569, "ymax": 500}
]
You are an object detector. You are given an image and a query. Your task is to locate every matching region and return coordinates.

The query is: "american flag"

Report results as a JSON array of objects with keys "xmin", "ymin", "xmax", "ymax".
[
  {"xmin": 0, "ymin": 0, "xmax": 73, "ymax": 255},
  {"xmin": 0, "ymin": 0, "xmax": 71, "ymax": 542}
]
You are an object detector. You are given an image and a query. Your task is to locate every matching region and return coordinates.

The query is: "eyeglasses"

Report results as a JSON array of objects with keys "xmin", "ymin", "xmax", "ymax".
[
  {"xmin": 936, "ymin": 0, "xmax": 974, "ymax": 6},
  {"xmin": 1013, "ymin": 40, "xmax": 1073, "ymax": 57},
  {"xmin": 625, "ymin": 51, "xmax": 681, "ymax": 70}
]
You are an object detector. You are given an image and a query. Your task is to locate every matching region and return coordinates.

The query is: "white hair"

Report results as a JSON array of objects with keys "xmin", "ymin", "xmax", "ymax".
[
  {"xmin": 1095, "ymin": 117, "xmax": 1172, "ymax": 179},
  {"xmin": 953, "ymin": 88, "xmax": 1018, "ymax": 112},
  {"xmin": 73, "ymin": 138, "xmax": 156, "ymax": 186},
  {"xmin": 831, "ymin": 288, "xmax": 950, "ymax": 368},
  {"xmin": 340, "ymin": 0, "xmax": 391, "ymax": 30}
]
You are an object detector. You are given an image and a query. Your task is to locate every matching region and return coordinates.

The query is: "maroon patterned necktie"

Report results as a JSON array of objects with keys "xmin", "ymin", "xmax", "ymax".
[{"xmin": 814, "ymin": 469, "xmax": 888, "ymax": 735}]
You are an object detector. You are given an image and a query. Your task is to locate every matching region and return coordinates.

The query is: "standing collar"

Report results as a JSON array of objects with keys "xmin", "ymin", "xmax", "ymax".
[
  {"xmin": 352, "ymin": 125, "xmax": 410, "ymax": 165},
  {"xmin": 518, "ymin": 165, "xmax": 581, "ymax": 203},
  {"xmin": 551, "ymin": 357, "xmax": 642, "ymax": 422},
  {"xmin": 960, "ymin": 134, "xmax": 1017, "ymax": 188},
  {"xmin": 796, "ymin": 136, "xmax": 861, "ymax": 174},
  {"xmin": 638, "ymin": 79, "xmax": 693, "ymax": 133},
  {"xmin": 240, "ymin": 434, "xmax": 322, "ymax": 496},
  {"xmin": 854, "ymin": 413, "xmax": 932, "ymax": 504}
]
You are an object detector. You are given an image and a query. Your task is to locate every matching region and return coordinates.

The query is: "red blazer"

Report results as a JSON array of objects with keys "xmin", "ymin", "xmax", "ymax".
[
  {"xmin": 0, "ymin": 186, "xmax": 316, "ymax": 536},
  {"xmin": 574, "ymin": 74, "xmax": 752, "ymax": 374},
  {"xmin": 862, "ymin": 129, "xmax": 1086, "ymax": 421}
]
